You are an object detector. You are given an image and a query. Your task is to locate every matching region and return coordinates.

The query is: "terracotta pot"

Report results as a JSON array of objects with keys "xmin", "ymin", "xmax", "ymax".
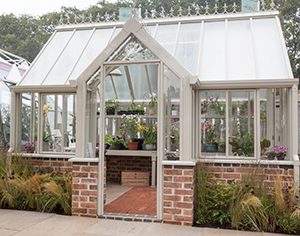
[{"xmin": 128, "ymin": 141, "xmax": 138, "ymax": 150}]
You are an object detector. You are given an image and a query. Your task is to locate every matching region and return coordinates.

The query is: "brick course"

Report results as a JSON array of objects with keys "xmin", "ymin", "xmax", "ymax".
[
  {"xmin": 71, "ymin": 161, "xmax": 104, "ymax": 218},
  {"xmin": 163, "ymin": 165, "xmax": 194, "ymax": 226}
]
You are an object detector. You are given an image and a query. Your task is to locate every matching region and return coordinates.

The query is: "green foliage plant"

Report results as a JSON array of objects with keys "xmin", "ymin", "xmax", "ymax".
[
  {"xmin": 105, "ymin": 98, "xmax": 119, "ymax": 113},
  {"xmin": 229, "ymin": 132, "xmax": 254, "ymax": 156}
]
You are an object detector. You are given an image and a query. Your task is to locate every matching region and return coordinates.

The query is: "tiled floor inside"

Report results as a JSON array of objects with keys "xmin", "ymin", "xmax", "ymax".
[{"xmin": 104, "ymin": 182, "xmax": 157, "ymax": 216}]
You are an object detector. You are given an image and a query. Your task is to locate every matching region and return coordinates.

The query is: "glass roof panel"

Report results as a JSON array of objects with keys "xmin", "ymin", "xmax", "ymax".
[
  {"xmin": 110, "ymin": 66, "xmax": 131, "ymax": 100},
  {"xmin": 105, "ymin": 75, "xmax": 116, "ymax": 99},
  {"xmin": 20, "ymin": 31, "xmax": 73, "ymax": 85},
  {"xmin": 111, "ymin": 27, "xmax": 122, "ymax": 40},
  {"xmin": 228, "ymin": 20, "xmax": 255, "ymax": 80},
  {"xmin": 43, "ymin": 30, "xmax": 92, "ymax": 85},
  {"xmin": 144, "ymin": 25, "xmax": 156, "ymax": 38},
  {"xmin": 68, "ymin": 28, "xmax": 114, "ymax": 83},
  {"xmin": 252, "ymin": 18, "xmax": 289, "ymax": 79},
  {"xmin": 106, "ymin": 34, "xmax": 157, "ymax": 62},
  {"xmin": 129, "ymin": 64, "xmax": 158, "ymax": 100},
  {"xmin": 199, "ymin": 21, "xmax": 226, "ymax": 81},
  {"xmin": 155, "ymin": 24, "xmax": 178, "ymax": 55},
  {"xmin": 174, "ymin": 23, "xmax": 201, "ymax": 75}
]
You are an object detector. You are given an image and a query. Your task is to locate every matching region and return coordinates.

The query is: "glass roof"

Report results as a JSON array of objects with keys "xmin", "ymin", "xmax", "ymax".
[{"xmin": 18, "ymin": 13, "xmax": 293, "ymax": 88}]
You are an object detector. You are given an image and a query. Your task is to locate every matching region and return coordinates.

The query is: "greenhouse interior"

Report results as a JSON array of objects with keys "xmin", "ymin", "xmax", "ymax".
[{"xmin": 7, "ymin": 2, "xmax": 299, "ymax": 223}]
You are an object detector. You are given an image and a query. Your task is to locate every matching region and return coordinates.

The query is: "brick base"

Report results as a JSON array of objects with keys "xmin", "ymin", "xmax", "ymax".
[
  {"xmin": 206, "ymin": 162, "xmax": 294, "ymax": 188},
  {"xmin": 163, "ymin": 165, "xmax": 194, "ymax": 226},
  {"xmin": 25, "ymin": 156, "xmax": 73, "ymax": 173},
  {"xmin": 72, "ymin": 161, "xmax": 101, "ymax": 218}
]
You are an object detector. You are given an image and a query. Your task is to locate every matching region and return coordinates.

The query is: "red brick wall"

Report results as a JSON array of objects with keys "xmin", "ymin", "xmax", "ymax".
[
  {"xmin": 163, "ymin": 165, "xmax": 194, "ymax": 226},
  {"xmin": 72, "ymin": 161, "xmax": 102, "ymax": 218},
  {"xmin": 106, "ymin": 155, "xmax": 155, "ymax": 184},
  {"xmin": 26, "ymin": 157, "xmax": 72, "ymax": 173},
  {"xmin": 205, "ymin": 162, "xmax": 294, "ymax": 188}
]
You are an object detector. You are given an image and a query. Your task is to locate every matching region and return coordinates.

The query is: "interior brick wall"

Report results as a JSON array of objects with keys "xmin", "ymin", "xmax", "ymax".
[
  {"xmin": 106, "ymin": 155, "xmax": 156, "ymax": 184},
  {"xmin": 163, "ymin": 165, "xmax": 194, "ymax": 226}
]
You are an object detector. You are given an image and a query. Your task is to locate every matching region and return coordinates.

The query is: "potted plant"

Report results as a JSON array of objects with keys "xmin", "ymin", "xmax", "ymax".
[
  {"xmin": 207, "ymin": 95, "xmax": 221, "ymax": 115},
  {"xmin": 105, "ymin": 125, "xmax": 128, "ymax": 150},
  {"xmin": 121, "ymin": 114, "xmax": 140, "ymax": 150},
  {"xmin": 69, "ymin": 114, "xmax": 76, "ymax": 143},
  {"xmin": 229, "ymin": 132, "xmax": 254, "ymax": 157},
  {"xmin": 170, "ymin": 119, "xmax": 180, "ymax": 151},
  {"xmin": 263, "ymin": 146, "xmax": 288, "ymax": 160},
  {"xmin": 204, "ymin": 121, "xmax": 216, "ymax": 152},
  {"xmin": 24, "ymin": 141, "xmax": 35, "ymax": 153},
  {"xmin": 43, "ymin": 104, "xmax": 53, "ymax": 151},
  {"xmin": 140, "ymin": 124, "xmax": 157, "ymax": 150},
  {"xmin": 126, "ymin": 105, "xmax": 145, "ymax": 115},
  {"xmin": 148, "ymin": 93, "xmax": 157, "ymax": 115},
  {"xmin": 105, "ymin": 98, "xmax": 119, "ymax": 115}
]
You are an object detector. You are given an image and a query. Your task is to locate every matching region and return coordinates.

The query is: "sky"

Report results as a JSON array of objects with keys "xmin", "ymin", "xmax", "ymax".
[{"xmin": 1, "ymin": 0, "xmax": 117, "ymax": 16}]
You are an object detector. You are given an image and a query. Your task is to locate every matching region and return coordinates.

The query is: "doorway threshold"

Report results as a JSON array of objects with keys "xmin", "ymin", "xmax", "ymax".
[{"xmin": 99, "ymin": 213, "xmax": 162, "ymax": 223}]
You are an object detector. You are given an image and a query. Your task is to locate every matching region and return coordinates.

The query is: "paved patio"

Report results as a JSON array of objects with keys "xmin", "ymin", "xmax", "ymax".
[{"xmin": 0, "ymin": 209, "xmax": 290, "ymax": 236}]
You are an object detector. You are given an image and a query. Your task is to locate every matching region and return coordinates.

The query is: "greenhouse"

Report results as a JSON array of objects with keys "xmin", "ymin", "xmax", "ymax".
[{"xmin": 9, "ymin": 3, "xmax": 299, "ymax": 225}]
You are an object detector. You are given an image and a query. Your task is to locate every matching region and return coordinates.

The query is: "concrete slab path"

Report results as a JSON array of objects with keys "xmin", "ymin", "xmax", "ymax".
[{"xmin": 0, "ymin": 209, "xmax": 289, "ymax": 236}]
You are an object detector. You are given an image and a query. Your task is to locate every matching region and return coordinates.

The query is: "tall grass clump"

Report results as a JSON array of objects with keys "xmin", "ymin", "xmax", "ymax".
[
  {"xmin": 0, "ymin": 149, "xmax": 72, "ymax": 215},
  {"xmin": 43, "ymin": 172, "xmax": 72, "ymax": 215}
]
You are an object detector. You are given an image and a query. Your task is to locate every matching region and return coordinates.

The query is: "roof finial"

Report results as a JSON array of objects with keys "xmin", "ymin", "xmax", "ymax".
[{"xmin": 131, "ymin": 0, "xmax": 137, "ymax": 18}]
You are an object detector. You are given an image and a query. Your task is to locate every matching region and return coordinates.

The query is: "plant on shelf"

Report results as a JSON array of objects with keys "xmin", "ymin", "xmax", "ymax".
[
  {"xmin": 204, "ymin": 121, "xmax": 216, "ymax": 145},
  {"xmin": 170, "ymin": 119, "xmax": 180, "ymax": 147},
  {"xmin": 24, "ymin": 141, "xmax": 35, "ymax": 153},
  {"xmin": 43, "ymin": 104, "xmax": 52, "ymax": 143},
  {"xmin": 69, "ymin": 114, "xmax": 76, "ymax": 140},
  {"xmin": 262, "ymin": 146, "xmax": 288, "ymax": 160},
  {"xmin": 147, "ymin": 93, "xmax": 157, "ymax": 115},
  {"xmin": 207, "ymin": 95, "xmax": 221, "ymax": 115},
  {"xmin": 229, "ymin": 132, "xmax": 254, "ymax": 157},
  {"xmin": 126, "ymin": 105, "xmax": 145, "ymax": 115},
  {"xmin": 105, "ymin": 125, "xmax": 128, "ymax": 149},
  {"xmin": 148, "ymin": 93, "xmax": 157, "ymax": 109},
  {"xmin": 121, "ymin": 114, "xmax": 140, "ymax": 142},
  {"xmin": 140, "ymin": 124, "xmax": 157, "ymax": 145},
  {"xmin": 105, "ymin": 98, "xmax": 119, "ymax": 115}
]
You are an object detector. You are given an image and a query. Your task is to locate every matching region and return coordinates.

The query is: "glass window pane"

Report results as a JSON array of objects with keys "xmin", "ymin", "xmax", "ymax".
[
  {"xmin": 229, "ymin": 91, "xmax": 254, "ymax": 157},
  {"xmin": 260, "ymin": 88, "xmax": 290, "ymax": 160},
  {"xmin": 200, "ymin": 92, "xmax": 226, "ymax": 156},
  {"xmin": 164, "ymin": 66, "xmax": 180, "ymax": 160},
  {"xmin": 21, "ymin": 93, "xmax": 38, "ymax": 153}
]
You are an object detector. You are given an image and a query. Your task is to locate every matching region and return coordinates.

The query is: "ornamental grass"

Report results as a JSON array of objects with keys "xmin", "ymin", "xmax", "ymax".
[
  {"xmin": 0, "ymin": 151, "xmax": 72, "ymax": 215},
  {"xmin": 194, "ymin": 162, "xmax": 300, "ymax": 234}
]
